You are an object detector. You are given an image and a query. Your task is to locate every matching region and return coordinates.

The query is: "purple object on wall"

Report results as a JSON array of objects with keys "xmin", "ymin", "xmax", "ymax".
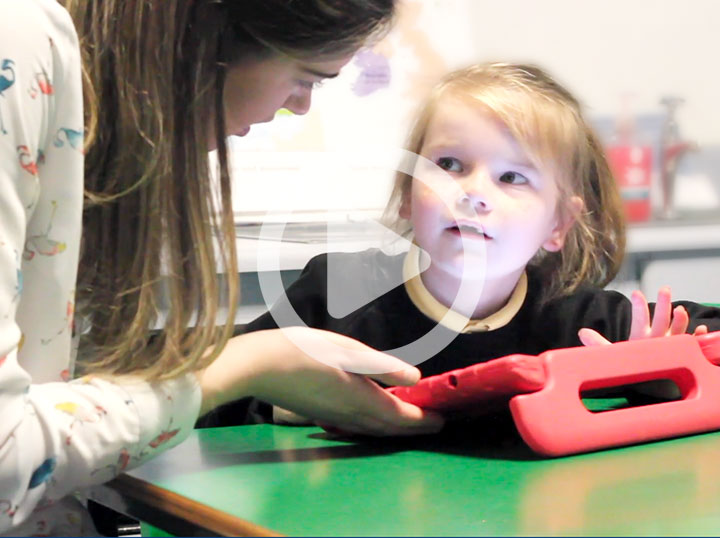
[{"xmin": 352, "ymin": 49, "xmax": 391, "ymax": 97}]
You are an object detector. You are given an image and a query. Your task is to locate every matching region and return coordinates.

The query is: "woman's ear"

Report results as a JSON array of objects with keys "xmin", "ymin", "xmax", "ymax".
[{"xmin": 543, "ymin": 195, "xmax": 584, "ymax": 252}]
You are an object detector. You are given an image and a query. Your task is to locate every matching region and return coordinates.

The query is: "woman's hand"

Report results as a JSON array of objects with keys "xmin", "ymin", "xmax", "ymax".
[
  {"xmin": 198, "ymin": 327, "xmax": 444, "ymax": 436},
  {"xmin": 578, "ymin": 287, "xmax": 708, "ymax": 346}
]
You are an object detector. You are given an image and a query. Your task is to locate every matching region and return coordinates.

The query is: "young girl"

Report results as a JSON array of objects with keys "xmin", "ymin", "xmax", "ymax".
[
  {"xmin": 207, "ymin": 62, "xmax": 720, "ymax": 426},
  {"xmin": 0, "ymin": 1, "xmax": 442, "ymax": 534}
]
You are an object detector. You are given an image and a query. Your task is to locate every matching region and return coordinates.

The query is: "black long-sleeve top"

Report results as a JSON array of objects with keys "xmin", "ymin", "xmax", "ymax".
[{"xmin": 199, "ymin": 249, "xmax": 720, "ymax": 427}]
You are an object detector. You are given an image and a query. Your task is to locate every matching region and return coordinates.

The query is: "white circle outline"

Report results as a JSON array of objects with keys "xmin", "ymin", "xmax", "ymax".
[{"xmin": 255, "ymin": 148, "xmax": 486, "ymax": 374}]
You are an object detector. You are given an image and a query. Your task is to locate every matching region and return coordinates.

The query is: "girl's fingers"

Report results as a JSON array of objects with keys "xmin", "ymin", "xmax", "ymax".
[
  {"xmin": 629, "ymin": 290, "xmax": 651, "ymax": 339},
  {"xmin": 669, "ymin": 305, "xmax": 689, "ymax": 335},
  {"xmin": 694, "ymin": 324, "xmax": 709, "ymax": 336},
  {"xmin": 578, "ymin": 328, "xmax": 612, "ymax": 346},
  {"xmin": 649, "ymin": 287, "xmax": 672, "ymax": 338}
]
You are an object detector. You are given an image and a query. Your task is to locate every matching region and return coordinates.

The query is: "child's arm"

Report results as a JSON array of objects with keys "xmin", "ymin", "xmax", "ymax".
[
  {"xmin": 578, "ymin": 287, "xmax": 719, "ymax": 400},
  {"xmin": 579, "ymin": 286, "xmax": 711, "ymax": 346}
]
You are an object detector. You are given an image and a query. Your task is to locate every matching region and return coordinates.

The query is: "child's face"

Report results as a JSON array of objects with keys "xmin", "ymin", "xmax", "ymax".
[{"xmin": 402, "ymin": 95, "xmax": 578, "ymax": 285}]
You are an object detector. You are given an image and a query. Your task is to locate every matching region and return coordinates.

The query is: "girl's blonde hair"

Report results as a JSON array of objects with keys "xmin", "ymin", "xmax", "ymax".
[
  {"xmin": 385, "ymin": 62, "xmax": 625, "ymax": 303},
  {"xmin": 66, "ymin": 0, "xmax": 396, "ymax": 380}
]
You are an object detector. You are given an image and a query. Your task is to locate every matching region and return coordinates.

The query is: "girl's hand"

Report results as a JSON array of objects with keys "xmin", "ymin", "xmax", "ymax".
[
  {"xmin": 578, "ymin": 287, "xmax": 709, "ymax": 346},
  {"xmin": 198, "ymin": 327, "xmax": 444, "ymax": 436}
]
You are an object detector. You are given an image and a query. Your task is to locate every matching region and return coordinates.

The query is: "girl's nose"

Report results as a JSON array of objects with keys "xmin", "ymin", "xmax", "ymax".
[
  {"xmin": 458, "ymin": 171, "xmax": 493, "ymax": 212},
  {"xmin": 283, "ymin": 89, "xmax": 312, "ymax": 116}
]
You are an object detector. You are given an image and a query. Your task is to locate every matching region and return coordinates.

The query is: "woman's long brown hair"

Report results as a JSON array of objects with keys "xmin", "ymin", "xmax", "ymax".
[{"xmin": 65, "ymin": 0, "xmax": 396, "ymax": 380}]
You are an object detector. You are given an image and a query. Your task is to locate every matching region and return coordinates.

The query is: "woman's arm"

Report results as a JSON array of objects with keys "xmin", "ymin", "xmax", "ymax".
[
  {"xmin": 199, "ymin": 327, "xmax": 444, "ymax": 436},
  {"xmin": 0, "ymin": 3, "xmax": 203, "ymax": 532}
]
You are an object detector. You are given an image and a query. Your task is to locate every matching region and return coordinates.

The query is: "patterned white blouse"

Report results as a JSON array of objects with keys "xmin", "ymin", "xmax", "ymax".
[{"xmin": 0, "ymin": 1, "xmax": 201, "ymax": 534}]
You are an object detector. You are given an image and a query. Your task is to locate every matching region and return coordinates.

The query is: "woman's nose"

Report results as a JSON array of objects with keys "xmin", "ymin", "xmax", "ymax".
[{"xmin": 283, "ymin": 89, "xmax": 312, "ymax": 116}]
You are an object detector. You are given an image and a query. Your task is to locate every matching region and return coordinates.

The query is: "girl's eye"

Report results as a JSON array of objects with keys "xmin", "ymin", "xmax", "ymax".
[
  {"xmin": 499, "ymin": 171, "xmax": 529, "ymax": 185},
  {"xmin": 436, "ymin": 157, "xmax": 463, "ymax": 173}
]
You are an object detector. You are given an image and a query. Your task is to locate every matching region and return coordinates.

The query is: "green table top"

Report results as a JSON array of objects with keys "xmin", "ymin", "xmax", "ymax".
[{"xmin": 112, "ymin": 422, "xmax": 720, "ymax": 536}]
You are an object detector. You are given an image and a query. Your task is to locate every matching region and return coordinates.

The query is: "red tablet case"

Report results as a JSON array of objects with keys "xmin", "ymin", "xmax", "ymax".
[
  {"xmin": 388, "ymin": 332, "xmax": 720, "ymax": 456},
  {"xmin": 387, "ymin": 354, "xmax": 546, "ymax": 412}
]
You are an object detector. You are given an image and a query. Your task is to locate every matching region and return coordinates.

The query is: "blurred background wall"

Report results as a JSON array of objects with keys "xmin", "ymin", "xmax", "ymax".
[
  {"xmin": 229, "ymin": 0, "xmax": 719, "ymax": 214},
  {"xmin": 228, "ymin": 0, "xmax": 720, "ymax": 302}
]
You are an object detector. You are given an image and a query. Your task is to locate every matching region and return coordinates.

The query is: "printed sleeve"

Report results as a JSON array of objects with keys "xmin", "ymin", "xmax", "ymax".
[{"xmin": 0, "ymin": 1, "xmax": 201, "ymax": 533}]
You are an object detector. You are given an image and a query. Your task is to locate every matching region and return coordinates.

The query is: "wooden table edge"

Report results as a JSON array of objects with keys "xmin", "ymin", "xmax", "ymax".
[{"xmin": 89, "ymin": 473, "xmax": 283, "ymax": 537}]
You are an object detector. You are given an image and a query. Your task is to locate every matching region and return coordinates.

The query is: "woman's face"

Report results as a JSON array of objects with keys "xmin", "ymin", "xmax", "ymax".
[{"xmin": 208, "ymin": 52, "xmax": 354, "ymax": 150}]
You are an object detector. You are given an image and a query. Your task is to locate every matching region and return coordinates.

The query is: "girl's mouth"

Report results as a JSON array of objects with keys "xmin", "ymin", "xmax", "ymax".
[{"xmin": 448, "ymin": 223, "xmax": 491, "ymax": 240}]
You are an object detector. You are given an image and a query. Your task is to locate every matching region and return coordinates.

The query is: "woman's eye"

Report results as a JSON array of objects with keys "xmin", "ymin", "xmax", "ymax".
[
  {"xmin": 298, "ymin": 80, "xmax": 324, "ymax": 90},
  {"xmin": 436, "ymin": 157, "xmax": 463, "ymax": 173},
  {"xmin": 499, "ymin": 171, "xmax": 529, "ymax": 185}
]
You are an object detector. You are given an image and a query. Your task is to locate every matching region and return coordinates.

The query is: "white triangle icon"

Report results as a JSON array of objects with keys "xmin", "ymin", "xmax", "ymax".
[{"xmin": 326, "ymin": 220, "xmax": 429, "ymax": 319}]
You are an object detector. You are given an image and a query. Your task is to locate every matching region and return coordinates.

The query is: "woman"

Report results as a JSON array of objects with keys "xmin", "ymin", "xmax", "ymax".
[{"xmin": 0, "ymin": 0, "xmax": 441, "ymax": 534}]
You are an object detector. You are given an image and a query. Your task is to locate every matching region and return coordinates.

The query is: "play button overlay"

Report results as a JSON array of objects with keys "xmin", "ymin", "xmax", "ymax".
[
  {"xmin": 253, "ymin": 149, "xmax": 487, "ymax": 372},
  {"xmin": 326, "ymin": 219, "xmax": 428, "ymax": 319}
]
